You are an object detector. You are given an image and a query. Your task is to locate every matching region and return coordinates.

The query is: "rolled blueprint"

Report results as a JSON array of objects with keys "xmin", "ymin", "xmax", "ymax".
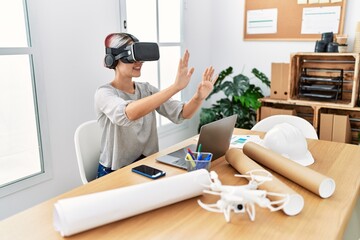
[
  {"xmin": 225, "ymin": 148, "xmax": 304, "ymax": 216},
  {"xmin": 54, "ymin": 169, "xmax": 211, "ymax": 237},
  {"xmin": 243, "ymin": 142, "xmax": 335, "ymax": 198}
]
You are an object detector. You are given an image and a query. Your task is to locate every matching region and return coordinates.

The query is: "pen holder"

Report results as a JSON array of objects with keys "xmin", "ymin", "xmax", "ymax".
[{"xmin": 185, "ymin": 152, "xmax": 213, "ymax": 172}]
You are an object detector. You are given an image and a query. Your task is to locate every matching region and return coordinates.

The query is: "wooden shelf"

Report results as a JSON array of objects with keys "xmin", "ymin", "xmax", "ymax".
[
  {"xmin": 260, "ymin": 97, "xmax": 360, "ymax": 110},
  {"xmin": 289, "ymin": 52, "xmax": 360, "ymax": 107},
  {"xmin": 259, "ymin": 53, "xmax": 360, "ymax": 144},
  {"xmin": 259, "ymin": 97, "xmax": 360, "ymax": 144}
]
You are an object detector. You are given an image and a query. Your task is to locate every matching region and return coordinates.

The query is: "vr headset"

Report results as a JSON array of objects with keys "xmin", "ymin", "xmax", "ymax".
[{"xmin": 104, "ymin": 34, "xmax": 160, "ymax": 69}]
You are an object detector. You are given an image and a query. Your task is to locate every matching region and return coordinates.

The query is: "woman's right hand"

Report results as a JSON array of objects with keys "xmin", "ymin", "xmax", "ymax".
[{"xmin": 173, "ymin": 50, "xmax": 195, "ymax": 91}]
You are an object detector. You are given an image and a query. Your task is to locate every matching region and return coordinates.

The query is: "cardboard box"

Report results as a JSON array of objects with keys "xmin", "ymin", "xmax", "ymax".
[
  {"xmin": 319, "ymin": 113, "xmax": 352, "ymax": 143},
  {"xmin": 319, "ymin": 114, "xmax": 333, "ymax": 141},
  {"xmin": 332, "ymin": 115, "xmax": 352, "ymax": 143},
  {"xmin": 270, "ymin": 63, "xmax": 290, "ymax": 100},
  {"xmin": 260, "ymin": 106, "xmax": 296, "ymax": 120}
]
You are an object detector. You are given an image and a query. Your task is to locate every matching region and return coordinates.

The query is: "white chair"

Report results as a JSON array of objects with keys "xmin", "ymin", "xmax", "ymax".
[
  {"xmin": 251, "ymin": 115, "xmax": 318, "ymax": 139},
  {"xmin": 74, "ymin": 120, "xmax": 102, "ymax": 184}
]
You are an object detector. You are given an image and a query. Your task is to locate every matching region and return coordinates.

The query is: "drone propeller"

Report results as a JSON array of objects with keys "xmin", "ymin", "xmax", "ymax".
[
  {"xmin": 198, "ymin": 200, "xmax": 223, "ymax": 213},
  {"xmin": 235, "ymin": 169, "xmax": 273, "ymax": 186},
  {"xmin": 265, "ymin": 192, "xmax": 290, "ymax": 211},
  {"xmin": 203, "ymin": 189, "xmax": 222, "ymax": 196}
]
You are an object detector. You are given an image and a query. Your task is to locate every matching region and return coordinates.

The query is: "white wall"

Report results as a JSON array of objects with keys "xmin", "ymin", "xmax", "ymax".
[{"xmin": 1, "ymin": 0, "xmax": 359, "ymax": 221}]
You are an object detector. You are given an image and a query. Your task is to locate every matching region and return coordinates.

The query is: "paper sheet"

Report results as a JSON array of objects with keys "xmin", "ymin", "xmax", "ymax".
[
  {"xmin": 247, "ymin": 8, "xmax": 278, "ymax": 34},
  {"xmin": 230, "ymin": 135, "xmax": 262, "ymax": 149},
  {"xmin": 54, "ymin": 169, "xmax": 211, "ymax": 237},
  {"xmin": 301, "ymin": 6, "xmax": 341, "ymax": 34},
  {"xmin": 298, "ymin": 0, "xmax": 308, "ymax": 4}
]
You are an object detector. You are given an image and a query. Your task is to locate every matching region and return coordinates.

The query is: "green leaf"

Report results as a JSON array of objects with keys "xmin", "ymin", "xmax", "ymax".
[
  {"xmin": 252, "ymin": 68, "xmax": 270, "ymax": 87},
  {"xmin": 199, "ymin": 66, "xmax": 270, "ymax": 130}
]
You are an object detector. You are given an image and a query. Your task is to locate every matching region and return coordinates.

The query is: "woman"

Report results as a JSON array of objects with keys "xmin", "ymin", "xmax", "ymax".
[{"xmin": 95, "ymin": 33, "xmax": 218, "ymax": 177}]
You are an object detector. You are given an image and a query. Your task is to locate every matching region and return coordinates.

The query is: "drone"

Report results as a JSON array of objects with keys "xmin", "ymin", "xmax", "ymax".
[{"xmin": 198, "ymin": 169, "xmax": 289, "ymax": 222}]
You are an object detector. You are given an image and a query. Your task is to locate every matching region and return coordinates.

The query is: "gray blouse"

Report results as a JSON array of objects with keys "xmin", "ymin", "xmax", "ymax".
[{"xmin": 94, "ymin": 82, "xmax": 185, "ymax": 170}]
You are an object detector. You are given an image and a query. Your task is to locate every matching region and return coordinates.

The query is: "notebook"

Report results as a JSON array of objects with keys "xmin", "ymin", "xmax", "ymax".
[{"xmin": 156, "ymin": 114, "xmax": 237, "ymax": 169}]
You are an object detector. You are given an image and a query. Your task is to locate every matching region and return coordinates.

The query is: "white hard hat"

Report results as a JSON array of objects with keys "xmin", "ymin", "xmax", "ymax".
[{"xmin": 262, "ymin": 122, "xmax": 314, "ymax": 166}]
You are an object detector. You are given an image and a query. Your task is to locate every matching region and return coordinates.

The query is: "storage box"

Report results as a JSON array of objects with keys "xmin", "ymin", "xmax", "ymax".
[
  {"xmin": 260, "ymin": 106, "xmax": 296, "ymax": 120},
  {"xmin": 333, "ymin": 115, "xmax": 352, "ymax": 143},
  {"xmin": 319, "ymin": 113, "xmax": 333, "ymax": 141},
  {"xmin": 270, "ymin": 63, "xmax": 290, "ymax": 100},
  {"xmin": 319, "ymin": 113, "xmax": 352, "ymax": 143}
]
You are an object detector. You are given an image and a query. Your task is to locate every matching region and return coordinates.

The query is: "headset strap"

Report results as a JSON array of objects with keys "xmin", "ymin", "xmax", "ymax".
[{"xmin": 106, "ymin": 45, "xmax": 132, "ymax": 60}]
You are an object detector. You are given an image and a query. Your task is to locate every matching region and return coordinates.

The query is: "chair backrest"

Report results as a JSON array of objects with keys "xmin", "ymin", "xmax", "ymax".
[
  {"xmin": 74, "ymin": 120, "xmax": 102, "ymax": 184},
  {"xmin": 251, "ymin": 115, "xmax": 318, "ymax": 139}
]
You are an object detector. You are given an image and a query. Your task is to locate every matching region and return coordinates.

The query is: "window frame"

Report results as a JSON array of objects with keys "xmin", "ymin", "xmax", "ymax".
[
  {"xmin": 119, "ymin": 0, "xmax": 189, "ymax": 133},
  {"xmin": 0, "ymin": 0, "xmax": 52, "ymax": 197}
]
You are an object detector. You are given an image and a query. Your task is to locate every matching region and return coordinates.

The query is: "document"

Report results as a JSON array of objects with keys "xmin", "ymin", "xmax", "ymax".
[
  {"xmin": 297, "ymin": 0, "xmax": 308, "ymax": 4},
  {"xmin": 319, "ymin": 0, "xmax": 330, "ymax": 3},
  {"xmin": 230, "ymin": 135, "xmax": 262, "ymax": 149},
  {"xmin": 301, "ymin": 6, "xmax": 341, "ymax": 34},
  {"xmin": 309, "ymin": 0, "xmax": 319, "ymax": 3},
  {"xmin": 247, "ymin": 8, "xmax": 278, "ymax": 34}
]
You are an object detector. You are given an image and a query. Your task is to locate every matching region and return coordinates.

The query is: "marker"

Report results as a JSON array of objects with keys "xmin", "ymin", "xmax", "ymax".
[
  {"xmin": 186, "ymin": 153, "xmax": 196, "ymax": 168},
  {"xmin": 204, "ymin": 154, "xmax": 212, "ymax": 161},
  {"xmin": 197, "ymin": 144, "xmax": 202, "ymax": 160},
  {"xmin": 197, "ymin": 144, "xmax": 202, "ymax": 153},
  {"xmin": 187, "ymin": 148, "xmax": 196, "ymax": 160}
]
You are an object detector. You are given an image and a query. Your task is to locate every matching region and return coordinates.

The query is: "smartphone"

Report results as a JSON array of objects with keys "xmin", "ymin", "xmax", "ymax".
[{"xmin": 131, "ymin": 165, "xmax": 166, "ymax": 179}]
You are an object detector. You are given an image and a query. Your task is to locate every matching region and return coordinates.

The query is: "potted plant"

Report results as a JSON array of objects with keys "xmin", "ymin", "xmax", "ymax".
[{"xmin": 199, "ymin": 66, "xmax": 270, "ymax": 131}]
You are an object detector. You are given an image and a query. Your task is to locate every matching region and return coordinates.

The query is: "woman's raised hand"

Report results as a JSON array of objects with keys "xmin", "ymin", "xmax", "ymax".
[
  {"xmin": 195, "ymin": 66, "xmax": 218, "ymax": 100},
  {"xmin": 173, "ymin": 50, "xmax": 195, "ymax": 91}
]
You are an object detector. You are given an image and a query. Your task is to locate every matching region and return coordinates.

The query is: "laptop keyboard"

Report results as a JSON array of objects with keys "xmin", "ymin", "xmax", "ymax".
[
  {"xmin": 171, "ymin": 148, "xmax": 187, "ymax": 158},
  {"xmin": 172, "ymin": 159, "xmax": 187, "ymax": 167}
]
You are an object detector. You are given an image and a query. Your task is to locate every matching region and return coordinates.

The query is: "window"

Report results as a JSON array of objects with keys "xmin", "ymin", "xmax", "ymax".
[
  {"xmin": 0, "ymin": 0, "xmax": 49, "ymax": 196},
  {"xmin": 120, "ymin": 0, "xmax": 183, "ymax": 127}
]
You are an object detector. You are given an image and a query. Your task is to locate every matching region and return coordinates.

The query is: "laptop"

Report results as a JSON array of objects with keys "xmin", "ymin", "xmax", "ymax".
[{"xmin": 156, "ymin": 114, "xmax": 237, "ymax": 169}]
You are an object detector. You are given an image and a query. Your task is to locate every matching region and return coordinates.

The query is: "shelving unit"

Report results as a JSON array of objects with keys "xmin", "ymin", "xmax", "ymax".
[
  {"xmin": 289, "ymin": 52, "xmax": 360, "ymax": 106},
  {"xmin": 259, "ymin": 52, "xmax": 360, "ymax": 144}
]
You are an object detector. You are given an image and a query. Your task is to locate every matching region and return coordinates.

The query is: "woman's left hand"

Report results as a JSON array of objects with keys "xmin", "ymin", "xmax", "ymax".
[{"xmin": 195, "ymin": 66, "xmax": 218, "ymax": 100}]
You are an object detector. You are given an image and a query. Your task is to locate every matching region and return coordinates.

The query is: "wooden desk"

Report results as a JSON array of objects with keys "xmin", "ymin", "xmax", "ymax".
[{"xmin": 1, "ymin": 129, "xmax": 359, "ymax": 240}]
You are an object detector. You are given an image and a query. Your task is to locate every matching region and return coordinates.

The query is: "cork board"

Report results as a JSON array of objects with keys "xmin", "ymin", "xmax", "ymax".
[{"xmin": 244, "ymin": 0, "xmax": 347, "ymax": 41}]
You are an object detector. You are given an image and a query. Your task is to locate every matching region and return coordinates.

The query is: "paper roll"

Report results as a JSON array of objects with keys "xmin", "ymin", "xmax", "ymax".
[
  {"xmin": 225, "ymin": 148, "xmax": 304, "ymax": 216},
  {"xmin": 54, "ymin": 169, "xmax": 211, "ymax": 237},
  {"xmin": 354, "ymin": 32, "xmax": 360, "ymax": 53},
  {"xmin": 243, "ymin": 142, "xmax": 335, "ymax": 198}
]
